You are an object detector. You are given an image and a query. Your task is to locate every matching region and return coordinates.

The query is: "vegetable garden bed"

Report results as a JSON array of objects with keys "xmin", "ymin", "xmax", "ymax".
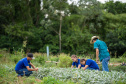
[{"xmin": 32, "ymin": 68, "xmax": 126, "ymax": 84}]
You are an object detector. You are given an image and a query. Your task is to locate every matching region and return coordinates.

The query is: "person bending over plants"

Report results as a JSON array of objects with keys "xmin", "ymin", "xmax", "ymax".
[
  {"xmin": 71, "ymin": 55, "xmax": 84, "ymax": 69},
  {"xmin": 90, "ymin": 36, "xmax": 110, "ymax": 72},
  {"xmin": 80, "ymin": 59, "xmax": 99, "ymax": 70},
  {"xmin": 15, "ymin": 53, "xmax": 39, "ymax": 77}
]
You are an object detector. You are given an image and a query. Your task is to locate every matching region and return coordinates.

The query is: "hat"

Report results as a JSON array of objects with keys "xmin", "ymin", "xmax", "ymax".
[
  {"xmin": 27, "ymin": 53, "xmax": 35, "ymax": 59},
  {"xmin": 90, "ymin": 36, "xmax": 99, "ymax": 44}
]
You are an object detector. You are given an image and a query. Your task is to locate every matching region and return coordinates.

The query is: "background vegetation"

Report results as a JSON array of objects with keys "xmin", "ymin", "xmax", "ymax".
[{"xmin": 0, "ymin": 0, "xmax": 126, "ymax": 57}]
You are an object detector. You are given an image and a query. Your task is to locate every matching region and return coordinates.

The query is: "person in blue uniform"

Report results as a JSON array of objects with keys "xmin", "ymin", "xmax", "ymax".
[
  {"xmin": 80, "ymin": 59, "xmax": 99, "ymax": 70},
  {"xmin": 15, "ymin": 53, "xmax": 38, "ymax": 77},
  {"xmin": 71, "ymin": 55, "xmax": 84, "ymax": 68}
]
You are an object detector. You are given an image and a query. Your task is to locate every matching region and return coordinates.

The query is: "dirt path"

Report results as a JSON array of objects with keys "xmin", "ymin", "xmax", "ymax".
[
  {"xmin": 97, "ymin": 62, "xmax": 122, "ymax": 66},
  {"xmin": 109, "ymin": 63, "xmax": 122, "ymax": 66}
]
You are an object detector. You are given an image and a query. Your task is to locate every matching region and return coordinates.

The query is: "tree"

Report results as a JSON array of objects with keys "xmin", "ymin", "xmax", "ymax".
[
  {"xmin": 104, "ymin": 13, "xmax": 126, "ymax": 56},
  {"xmin": 0, "ymin": 0, "xmax": 43, "ymax": 52},
  {"xmin": 41, "ymin": 0, "xmax": 69, "ymax": 53},
  {"xmin": 104, "ymin": 0, "xmax": 126, "ymax": 14},
  {"xmin": 78, "ymin": 0, "xmax": 103, "ymax": 36}
]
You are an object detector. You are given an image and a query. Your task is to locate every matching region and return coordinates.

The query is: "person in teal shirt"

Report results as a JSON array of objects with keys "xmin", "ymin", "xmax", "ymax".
[{"xmin": 90, "ymin": 36, "xmax": 110, "ymax": 72}]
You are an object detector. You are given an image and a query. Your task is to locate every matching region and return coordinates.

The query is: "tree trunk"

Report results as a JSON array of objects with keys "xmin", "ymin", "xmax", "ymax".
[{"xmin": 59, "ymin": 15, "xmax": 62, "ymax": 54}]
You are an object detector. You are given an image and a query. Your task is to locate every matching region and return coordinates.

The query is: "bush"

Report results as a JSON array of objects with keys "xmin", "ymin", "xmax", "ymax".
[
  {"xmin": 0, "ymin": 54, "xmax": 3, "ymax": 58},
  {"xmin": 50, "ymin": 56, "xmax": 59, "ymax": 62},
  {"xmin": 11, "ymin": 55, "xmax": 22, "ymax": 64},
  {"xmin": 58, "ymin": 54, "xmax": 73, "ymax": 68},
  {"xmin": 33, "ymin": 56, "xmax": 45, "ymax": 65},
  {"xmin": 13, "ymin": 57, "xmax": 20, "ymax": 63}
]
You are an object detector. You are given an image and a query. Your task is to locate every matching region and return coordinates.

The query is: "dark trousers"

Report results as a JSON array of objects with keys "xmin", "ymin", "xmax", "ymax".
[{"xmin": 16, "ymin": 64, "xmax": 33, "ymax": 77}]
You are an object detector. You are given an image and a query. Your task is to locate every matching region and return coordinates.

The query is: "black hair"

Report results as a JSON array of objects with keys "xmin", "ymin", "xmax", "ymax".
[{"xmin": 27, "ymin": 53, "xmax": 33, "ymax": 58}]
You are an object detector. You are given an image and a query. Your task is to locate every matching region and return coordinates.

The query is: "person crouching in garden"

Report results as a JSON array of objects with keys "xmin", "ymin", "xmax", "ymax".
[
  {"xmin": 90, "ymin": 36, "xmax": 110, "ymax": 72},
  {"xmin": 80, "ymin": 59, "xmax": 99, "ymax": 70},
  {"xmin": 71, "ymin": 55, "xmax": 84, "ymax": 68},
  {"xmin": 15, "ymin": 53, "xmax": 39, "ymax": 77}
]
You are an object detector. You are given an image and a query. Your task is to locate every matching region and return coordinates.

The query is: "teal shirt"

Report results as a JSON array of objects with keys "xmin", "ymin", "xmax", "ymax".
[{"xmin": 94, "ymin": 39, "xmax": 110, "ymax": 62}]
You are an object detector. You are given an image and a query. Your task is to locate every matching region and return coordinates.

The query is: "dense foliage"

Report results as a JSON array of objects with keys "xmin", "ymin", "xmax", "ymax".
[
  {"xmin": 0, "ymin": 0, "xmax": 126, "ymax": 56},
  {"xmin": 32, "ymin": 67, "xmax": 126, "ymax": 84},
  {"xmin": 1, "ymin": 63, "xmax": 126, "ymax": 84}
]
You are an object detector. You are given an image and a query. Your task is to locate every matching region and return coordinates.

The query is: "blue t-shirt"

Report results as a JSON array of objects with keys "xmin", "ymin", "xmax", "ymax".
[
  {"xmin": 94, "ymin": 39, "xmax": 110, "ymax": 62},
  {"xmin": 85, "ymin": 59, "xmax": 99, "ymax": 69},
  {"xmin": 15, "ymin": 57, "xmax": 30, "ymax": 71},
  {"xmin": 72, "ymin": 59, "xmax": 84, "ymax": 67}
]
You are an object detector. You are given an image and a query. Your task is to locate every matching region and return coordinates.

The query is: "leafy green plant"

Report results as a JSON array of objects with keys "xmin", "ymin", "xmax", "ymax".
[
  {"xmin": 38, "ymin": 56, "xmax": 45, "ymax": 65},
  {"xmin": 50, "ymin": 56, "xmax": 59, "ymax": 62},
  {"xmin": 32, "ymin": 68, "xmax": 51, "ymax": 79},
  {"xmin": 32, "ymin": 56, "xmax": 45, "ymax": 65},
  {"xmin": 11, "ymin": 54, "xmax": 22, "ymax": 64},
  {"xmin": 33, "ymin": 67, "xmax": 126, "ymax": 84},
  {"xmin": 0, "ymin": 54, "xmax": 3, "ymax": 58},
  {"xmin": 12, "ymin": 57, "xmax": 20, "ymax": 64},
  {"xmin": 58, "ymin": 54, "xmax": 73, "ymax": 68}
]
